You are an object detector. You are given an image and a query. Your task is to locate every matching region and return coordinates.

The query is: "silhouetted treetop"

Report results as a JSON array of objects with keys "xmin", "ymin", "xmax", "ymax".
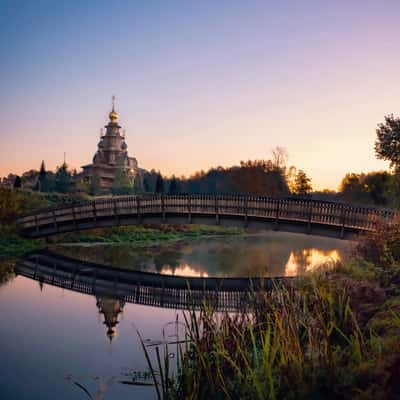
[{"xmin": 375, "ymin": 114, "xmax": 400, "ymax": 171}]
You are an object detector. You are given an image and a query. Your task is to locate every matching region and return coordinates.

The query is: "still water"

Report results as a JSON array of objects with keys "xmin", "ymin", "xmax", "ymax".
[{"xmin": 0, "ymin": 232, "xmax": 349, "ymax": 400}]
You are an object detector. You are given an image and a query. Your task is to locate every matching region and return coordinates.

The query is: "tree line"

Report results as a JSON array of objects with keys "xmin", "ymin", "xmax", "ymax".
[{"xmin": 4, "ymin": 113, "xmax": 400, "ymax": 207}]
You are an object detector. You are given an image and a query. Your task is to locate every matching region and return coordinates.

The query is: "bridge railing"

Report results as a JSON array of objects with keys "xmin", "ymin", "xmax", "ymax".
[{"xmin": 16, "ymin": 194, "xmax": 397, "ymax": 236}]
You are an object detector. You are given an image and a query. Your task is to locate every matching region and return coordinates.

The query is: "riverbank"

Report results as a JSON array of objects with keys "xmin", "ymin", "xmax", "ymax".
[
  {"xmin": 0, "ymin": 224, "xmax": 242, "ymax": 260},
  {"xmin": 0, "ymin": 231, "xmax": 43, "ymax": 260},
  {"xmin": 48, "ymin": 224, "xmax": 243, "ymax": 245}
]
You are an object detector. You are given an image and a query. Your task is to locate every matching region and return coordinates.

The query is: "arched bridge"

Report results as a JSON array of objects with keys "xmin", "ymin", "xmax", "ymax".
[{"xmin": 16, "ymin": 194, "xmax": 395, "ymax": 239}]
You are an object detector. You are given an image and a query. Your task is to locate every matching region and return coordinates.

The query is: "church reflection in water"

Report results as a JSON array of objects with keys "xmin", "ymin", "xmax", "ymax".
[{"xmin": 96, "ymin": 297, "xmax": 125, "ymax": 341}]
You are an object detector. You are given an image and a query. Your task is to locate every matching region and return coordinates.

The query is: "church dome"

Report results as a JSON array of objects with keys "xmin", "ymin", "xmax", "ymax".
[{"xmin": 109, "ymin": 110, "xmax": 119, "ymax": 123}]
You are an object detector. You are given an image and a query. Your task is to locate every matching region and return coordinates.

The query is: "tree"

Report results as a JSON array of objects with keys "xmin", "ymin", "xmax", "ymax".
[
  {"xmin": 76, "ymin": 177, "xmax": 90, "ymax": 193},
  {"xmin": 155, "ymin": 172, "xmax": 165, "ymax": 193},
  {"xmin": 143, "ymin": 175, "xmax": 151, "ymax": 192},
  {"xmin": 375, "ymin": 114, "xmax": 400, "ymax": 172},
  {"xmin": 89, "ymin": 173, "xmax": 101, "ymax": 196},
  {"xmin": 37, "ymin": 160, "xmax": 48, "ymax": 192},
  {"xmin": 293, "ymin": 170, "xmax": 312, "ymax": 196},
  {"xmin": 168, "ymin": 176, "xmax": 180, "ymax": 194},
  {"xmin": 13, "ymin": 175, "xmax": 22, "ymax": 189},
  {"xmin": 54, "ymin": 163, "xmax": 72, "ymax": 193},
  {"xmin": 112, "ymin": 170, "xmax": 133, "ymax": 195},
  {"xmin": 133, "ymin": 174, "xmax": 144, "ymax": 194},
  {"xmin": 339, "ymin": 171, "xmax": 393, "ymax": 206},
  {"xmin": 271, "ymin": 146, "xmax": 288, "ymax": 172},
  {"xmin": 0, "ymin": 188, "xmax": 20, "ymax": 224}
]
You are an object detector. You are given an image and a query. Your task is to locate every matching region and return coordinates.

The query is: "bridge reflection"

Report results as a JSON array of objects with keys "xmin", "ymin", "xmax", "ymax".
[{"xmin": 15, "ymin": 251, "xmax": 287, "ymax": 317}]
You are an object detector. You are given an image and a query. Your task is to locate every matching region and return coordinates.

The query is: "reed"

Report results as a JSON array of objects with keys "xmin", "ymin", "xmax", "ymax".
[{"xmin": 139, "ymin": 271, "xmax": 400, "ymax": 399}]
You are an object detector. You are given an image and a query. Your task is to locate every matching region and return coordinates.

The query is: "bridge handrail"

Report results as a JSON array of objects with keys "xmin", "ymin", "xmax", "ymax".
[{"xmin": 16, "ymin": 194, "xmax": 398, "ymax": 234}]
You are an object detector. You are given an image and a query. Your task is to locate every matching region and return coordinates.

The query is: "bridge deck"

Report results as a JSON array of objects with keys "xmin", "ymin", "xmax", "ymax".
[{"xmin": 16, "ymin": 194, "xmax": 395, "ymax": 239}]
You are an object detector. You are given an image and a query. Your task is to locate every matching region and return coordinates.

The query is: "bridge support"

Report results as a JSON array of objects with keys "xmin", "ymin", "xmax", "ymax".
[
  {"xmin": 215, "ymin": 196, "xmax": 220, "ymax": 225},
  {"xmin": 307, "ymin": 203, "xmax": 312, "ymax": 234},
  {"xmin": 244, "ymin": 197, "xmax": 249, "ymax": 228},
  {"xmin": 274, "ymin": 201, "xmax": 280, "ymax": 231},
  {"xmin": 161, "ymin": 194, "xmax": 166, "ymax": 222},
  {"xmin": 113, "ymin": 199, "xmax": 120, "ymax": 226},
  {"xmin": 187, "ymin": 196, "xmax": 192, "ymax": 224}
]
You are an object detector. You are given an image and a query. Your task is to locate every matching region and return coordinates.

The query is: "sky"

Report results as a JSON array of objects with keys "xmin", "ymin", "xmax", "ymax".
[{"xmin": 0, "ymin": 0, "xmax": 399, "ymax": 190}]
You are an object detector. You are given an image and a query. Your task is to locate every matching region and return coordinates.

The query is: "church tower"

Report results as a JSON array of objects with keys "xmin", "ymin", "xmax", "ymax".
[{"xmin": 81, "ymin": 97, "xmax": 140, "ymax": 190}]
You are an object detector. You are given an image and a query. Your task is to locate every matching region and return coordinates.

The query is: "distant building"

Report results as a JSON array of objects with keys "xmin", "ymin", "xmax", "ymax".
[{"xmin": 81, "ymin": 99, "xmax": 141, "ymax": 190}]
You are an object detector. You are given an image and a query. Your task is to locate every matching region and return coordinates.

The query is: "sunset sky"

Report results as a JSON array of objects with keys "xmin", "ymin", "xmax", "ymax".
[{"xmin": 1, "ymin": 0, "xmax": 399, "ymax": 189}]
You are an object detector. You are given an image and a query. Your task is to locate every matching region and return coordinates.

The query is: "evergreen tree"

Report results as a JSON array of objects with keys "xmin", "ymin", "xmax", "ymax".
[
  {"xmin": 112, "ymin": 170, "xmax": 133, "ymax": 195},
  {"xmin": 38, "ymin": 160, "xmax": 48, "ymax": 192},
  {"xmin": 143, "ymin": 175, "xmax": 151, "ymax": 192},
  {"xmin": 89, "ymin": 173, "xmax": 101, "ymax": 196},
  {"xmin": 155, "ymin": 172, "xmax": 165, "ymax": 193},
  {"xmin": 168, "ymin": 175, "xmax": 180, "ymax": 194},
  {"xmin": 133, "ymin": 174, "xmax": 144, "ymax": 194},
  {"xmin": 13, "ymin": 175, "xmax": 22, "ymax": 189},
  {"xmin": 55, "ymin": 163, "xmax": 72, "ymax": 193}
]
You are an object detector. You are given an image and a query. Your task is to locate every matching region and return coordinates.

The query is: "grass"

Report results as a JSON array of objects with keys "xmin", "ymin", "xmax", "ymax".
[
  {"xmin": 136, "ymin": 261, "xmax": 400, "ymax": 399},
  {"xmin": 50, "ymin": 224, "xmax": 243, "ymax": 245}
]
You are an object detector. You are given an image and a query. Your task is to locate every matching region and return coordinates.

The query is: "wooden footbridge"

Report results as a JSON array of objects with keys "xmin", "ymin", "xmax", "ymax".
[
  {"xmin": 15, "ymin": 251, "xmax": 288, "ymax": 311},
  {"xmin": 17, "ymin": 194, "xmax": 395, "ymax": 239}
]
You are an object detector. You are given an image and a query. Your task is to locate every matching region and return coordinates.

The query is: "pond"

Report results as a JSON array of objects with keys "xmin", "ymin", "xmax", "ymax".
[{"xmin": 0, "ymin": 232, "xmax": 350, "ymax": 400}]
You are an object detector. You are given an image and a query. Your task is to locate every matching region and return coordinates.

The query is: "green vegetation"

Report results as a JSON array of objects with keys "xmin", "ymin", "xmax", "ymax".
[
  {"xmin": 134, "ymin": 219, "xmax": 400, "ymax": 400},
  {"xmin": 0, "ymin": 232, "xmax": 42, "ymax": 260},
  {"xmin": 51, "ymin": 224, "xmax": 243, "ymax": 245}
]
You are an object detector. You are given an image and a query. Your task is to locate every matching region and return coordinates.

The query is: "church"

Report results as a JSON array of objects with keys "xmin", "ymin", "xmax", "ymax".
[{"xmin": 81, "ymin": 98, "xmax": 141, "ymax": 191}]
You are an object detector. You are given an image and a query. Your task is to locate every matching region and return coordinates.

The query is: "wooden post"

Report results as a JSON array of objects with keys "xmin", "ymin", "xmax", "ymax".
[
  {"xmin": 50, "ymin": 210, "xmax": 56, "ymax": 230},
  {"xmin": 34, "ymin": 215, "xmax": 39, "ymax": 234},
  {"xmin": 340, "ymin": 205, "xmax": 347, "ymax": 239},
  {"xmin": 136, "ymin": 280, "xmax": 141, "ymax": 303},
  {"xmin": 161, "ymin": 193, "xmax": 166, "ymax": 222},
  {"xmin": 188, "ymin": 195, "xmax": 192, "ymax": 224},
  {"xmin": 91, "ymin": 270, "xmax": 97, "ymax": 291},
  {"xmin": 71, "ymin": 204, "xmax": 77, "ymax": 229},
  {"xmin": 136, "ymin": 196, "xmax": 142, "ymax": 223},
  {"xmin": 113, "ymin": 199, "xmax": 120, "ymax": 225},
  {"xmin": 92, "ymin": 201, "xmax": 97, "ymax": 222},
  {"xmin": 307, "ymin": 201, "xmax": 312, "ymax": 234},
  {"xmin": 274, "ymin": 200, "xmax": 280, "ymax": 231},
  {"xmin": 215, "ymin": 195, "xmax": 220, "ymax": 225},
  {"xmin": 52, "ymin": 263, "xmax": 57, "ymax": 284},
  {"xmin": 244, "ymin": 195, "xmax": 249, "ymax": 228}
]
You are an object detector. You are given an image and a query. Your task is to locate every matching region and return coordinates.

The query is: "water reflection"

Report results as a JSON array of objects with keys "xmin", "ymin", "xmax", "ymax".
[
  {"xmin": 96, "ymin": 297, "xmax": 125, "ymax": 341},
  {"xmin": 0, "ymin": 260, "xmax": 15, "ymax": 286},
  {"xmin": 0, "ymin": 233, "xmax": 351, "ymax": 400},
  {"xmin": 285, "ymin": 249, "xmax": 341, "ymax": 276},
  {"xmin": 52, "ymin": 232, "xmax": 349, "ymax": 278}
]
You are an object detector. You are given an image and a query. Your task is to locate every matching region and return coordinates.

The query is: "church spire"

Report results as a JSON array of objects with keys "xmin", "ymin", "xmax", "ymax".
[{"xmin": 109, "ymin": 95, "xmax": 119, "ymax": 123}]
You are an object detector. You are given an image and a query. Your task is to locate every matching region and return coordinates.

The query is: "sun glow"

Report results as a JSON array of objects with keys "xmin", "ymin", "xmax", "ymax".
[
  {"xmin": 161, "ymin": 264, "xmax": 209, "ymax": 278},
  {"xmin": 284, "ymin": 249, "xmax": 341, "ymax": 277}
]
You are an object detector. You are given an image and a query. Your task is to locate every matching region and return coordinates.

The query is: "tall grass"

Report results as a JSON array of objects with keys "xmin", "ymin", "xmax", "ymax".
[{"xmin": 139, "ymin": 274, "xmax": 400, "ymax": 400}]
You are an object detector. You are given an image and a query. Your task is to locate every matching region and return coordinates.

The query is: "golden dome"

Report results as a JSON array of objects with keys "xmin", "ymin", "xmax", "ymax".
[
  {"xmin": 109, "ymin": 95, "xmax": 119, "ymax": 122},
  {"xmin": 109, "ymin": 110, "xmax": 119, "ymax": 123}
]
